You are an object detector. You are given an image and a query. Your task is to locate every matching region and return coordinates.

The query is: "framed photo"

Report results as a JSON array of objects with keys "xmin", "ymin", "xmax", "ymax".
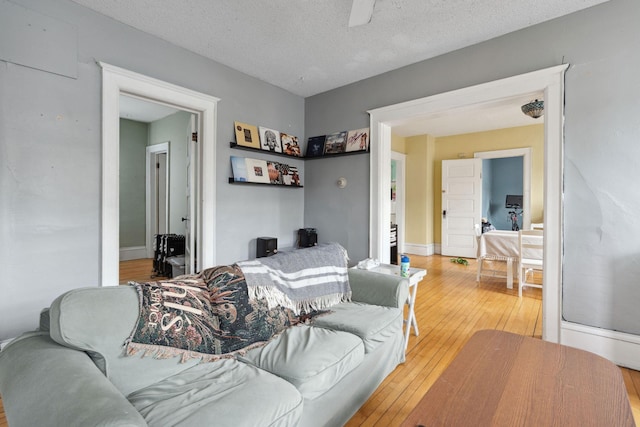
[
  {"xmin": 234, "ymin": 121, "xmax": 260, "ymax": 149},
  {"xmin": 281, "ymin": 133, "xmax": 302, "ymax": 157},
  {"xmin": 346, "ymin": 128, "xmax": 370, "ymax": 152},
  {"xmin": 289, "ymin": 166, "xmax": 301, "ymax": 187},
  {"xmin": 305, "ymin": 135, "xmax": 326, "ymax": 158},
  {"xmin": 230, "ymin": 156, "xmax": 248, "ymax": 182},
  {"xmin": 277, "ymin": 163, "xmax": 292, "ymax": 186},
  {"xmin": 259, "ymin": 126, "xmax": 282, "ymax": 153},
  {"xmin": 266, "ymin": 161, "xmax": 283, "ymax": 184},
  {"xmin": 245, "ymin": 158, "xmax": 271, "ymax": 184},
  {"xmin": 324, "ymin": 131, "xmax": 347, "ymax": 154}
]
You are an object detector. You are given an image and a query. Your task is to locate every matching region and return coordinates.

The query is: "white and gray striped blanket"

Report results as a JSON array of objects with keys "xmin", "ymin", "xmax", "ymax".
[{"xmin": 236, "ymin": 243, "xmax": 351, "ymax": 314}]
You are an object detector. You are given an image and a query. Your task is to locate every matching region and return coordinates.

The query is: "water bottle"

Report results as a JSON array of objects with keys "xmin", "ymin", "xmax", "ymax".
[{"xmin": 400, "ymin": 254, "xmax": 410, "ymax": 278}]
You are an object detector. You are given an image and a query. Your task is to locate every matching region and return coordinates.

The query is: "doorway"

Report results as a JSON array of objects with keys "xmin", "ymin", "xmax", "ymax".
[
  {"xmin": 100, "ymin": 62, "xmax": 219, "ymax": 286},
  {"xmin": 368, "ymin": 64, "xmax": 568, "ymax": 343}
]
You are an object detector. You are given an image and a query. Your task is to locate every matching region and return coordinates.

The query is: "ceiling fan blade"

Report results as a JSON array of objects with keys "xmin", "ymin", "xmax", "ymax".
[{"xmin": 348, "ymin": 0, "xmax": 376, "ymax": 28}]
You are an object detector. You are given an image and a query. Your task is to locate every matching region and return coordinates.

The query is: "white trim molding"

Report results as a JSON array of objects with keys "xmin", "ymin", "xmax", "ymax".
[
  {"xmin": 100, "ymin": 62, "xmax": 219, "ymax": 286},
  {"xmin": 403, "ymin": 243, "xmax": 434, "ymax": 257},
  {"xmin": 368, "ymin": 64, "xmax": 569, "ymax": 343},
  {"xmin": 561, "ymin": 321, "xmax": 640, "ymax": 370}
]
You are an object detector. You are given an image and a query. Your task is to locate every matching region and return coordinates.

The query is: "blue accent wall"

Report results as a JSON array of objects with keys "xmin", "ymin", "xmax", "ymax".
[{"xmin": 484, "ymin": 157, "xmax": 523, "ymax": 230}]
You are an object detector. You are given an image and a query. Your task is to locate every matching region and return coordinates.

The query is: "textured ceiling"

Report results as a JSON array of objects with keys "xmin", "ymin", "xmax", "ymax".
[{"xmin": 72, "ymin": 0, "xmax": 608, "ymax": 98}]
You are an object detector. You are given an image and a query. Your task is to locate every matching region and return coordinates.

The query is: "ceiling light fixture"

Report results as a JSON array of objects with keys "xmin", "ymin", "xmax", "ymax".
[{"xmin": 521, "ymin": 99, "xmax": 544, "ymax": 119}]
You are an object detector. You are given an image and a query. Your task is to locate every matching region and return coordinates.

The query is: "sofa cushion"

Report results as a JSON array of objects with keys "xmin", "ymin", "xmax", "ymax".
[
  {"xmin": 49, "ymin": 286, "xmax": 201, "ymax": 396},
  {"xmin": 128, "ymin": 358, "xmax": 302, "ymax": 427},
  {"xmin": 310, "ymin": 302, "xmax": 403, "ymax": 353},
  {"xmin": 238, "ymin": 325, "xmax": 364, "ymax": 400}
]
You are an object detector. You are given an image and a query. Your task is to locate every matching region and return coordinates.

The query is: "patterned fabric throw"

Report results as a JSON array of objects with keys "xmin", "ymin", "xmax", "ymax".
[
  {"xmin": 126, "ymin": 265, "xmax": 318, "ymax": 363},
  {"xmin": 236, "ymin": 243, "xmax": 351, "ymax": 315}
]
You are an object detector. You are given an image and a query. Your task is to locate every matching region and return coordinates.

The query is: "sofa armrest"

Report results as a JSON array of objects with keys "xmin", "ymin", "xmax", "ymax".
[
  {"xmin": 348, "ymin": 268, "xmax": 409, "ymax": 309},
  {"xmin": 0, "ymin": 333, "xmax": 147, "ymax": 427}
]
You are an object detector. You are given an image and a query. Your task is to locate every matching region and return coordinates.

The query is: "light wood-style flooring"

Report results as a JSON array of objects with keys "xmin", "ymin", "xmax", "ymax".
[
  {"xmin": 1, "ymin": 255, "xmax": 639, "ymax": 426},
  {"xmin": 119, "ymin": 257, "xmax": 169, "ymax": 284}
]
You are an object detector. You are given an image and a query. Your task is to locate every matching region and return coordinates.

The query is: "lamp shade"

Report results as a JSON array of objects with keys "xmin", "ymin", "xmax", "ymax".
[{"xmin": 521, "ymin": 99, "xmax": 544, "ymax": 119}]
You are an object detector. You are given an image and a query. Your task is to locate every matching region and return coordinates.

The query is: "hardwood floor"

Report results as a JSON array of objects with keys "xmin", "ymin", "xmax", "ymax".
[
  {"xmin": 345, "ymin": 255, "xmax": 640, "ymax": 426},
  {"xmin": 119, "ymin": 258, "xmax": 169, "ymax": 284},
  {"xmin": 0, "ymin": 255, "xmax": 638, "ymax": 426}
]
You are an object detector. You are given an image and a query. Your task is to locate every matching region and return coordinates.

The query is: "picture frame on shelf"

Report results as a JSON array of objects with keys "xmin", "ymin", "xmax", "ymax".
[
  {"xmin": 305, "ymin": 135, "xmax": 326, "ymax": 158},
  {"xmin": 259, "ymin": 126, "xmax": 283, "ymax": 153},
  {"xmin": 281, "ymin": 133, "xmax": 302, "ymax": 157},
  {"xmin": 245, "ymin": 158, "xmax": 271, "ymax": 184},
  {"xmin": 267, "ymin": 161, "xmax": 283, "ymax": 185},
  {"xmin": 230, "ymin": 156, "xmax": 248, "ymax": 182},
  {"xmin": 278, "ymin": 163, "xmax": 296, "ymax": 186},
  {"xmin": 346, "ymin": 128, "xmax": 370, "ymax": 152},
  {"xmin": 324, "ymin": 131, "xmax": 347, "ymax": 154},
  {"xmin": 234, "ymin": 121, "xmax": 261, "ymax": 150}
]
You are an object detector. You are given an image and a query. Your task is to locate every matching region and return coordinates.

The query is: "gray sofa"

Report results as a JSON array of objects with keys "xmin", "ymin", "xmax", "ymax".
[{"xmin": 0, "ymin": 268, "xmax": 408, "ymax": 427}]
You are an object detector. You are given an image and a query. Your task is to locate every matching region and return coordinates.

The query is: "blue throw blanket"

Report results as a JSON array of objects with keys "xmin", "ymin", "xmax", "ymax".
[{"xmin": 236, "ymin": 243, "xmax": 351, "ymax": 314}]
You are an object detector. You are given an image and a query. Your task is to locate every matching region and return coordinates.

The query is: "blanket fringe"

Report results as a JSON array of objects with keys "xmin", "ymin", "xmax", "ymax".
[
  {"xmin": 247, "ymin": 285, "xmax": 351, "ymax": 314},
  {"xmin": 124, "ymin": 340, "xmax": 270, "ymax": 364}
]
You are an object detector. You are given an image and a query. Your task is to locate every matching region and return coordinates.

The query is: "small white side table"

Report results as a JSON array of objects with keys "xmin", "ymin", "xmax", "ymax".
[{"xmin": 365, "ymin": 263, "xmax": 427, "ymax": 350}]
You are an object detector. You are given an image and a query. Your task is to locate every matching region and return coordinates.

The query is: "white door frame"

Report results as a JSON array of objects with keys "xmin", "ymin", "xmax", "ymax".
[
  {"xmin": 101, "ymin": 62, "xmax": 219, "ymax": 286},
  {"xmin": 368, "ymin": 64, "xmax": 568, "ymax": 343},
  {"xmin": 474, "ymin": 147, "xmax": 532, "ymax": 230},
  {"xmin": 146, "ymin": 142, "xmax": 169, "ymax": 258},
  {"xmin": 391, "ymin": 151, "xmax": 406, "ymax": 255}
]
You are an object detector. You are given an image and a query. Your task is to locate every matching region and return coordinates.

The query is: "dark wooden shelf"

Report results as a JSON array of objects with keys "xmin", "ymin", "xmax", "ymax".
[
  {"xmin": 228, "ymin": 177, "xmax": 303, "ymax": 188},
  {"xmin": 229, "ymin": 142, "xmax": 369, "ymax": 161},
  {"xmin": 304, "ymin": 150, "xmax": 370, "ymax": 160},
  {"xmin": 229, "ymin": 142, "xmax": 304, "ymax": 160}
]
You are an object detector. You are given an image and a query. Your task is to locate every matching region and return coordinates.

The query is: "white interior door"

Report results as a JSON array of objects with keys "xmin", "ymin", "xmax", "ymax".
[
  {"xmin": 441, "ymin": 158, "xmax": 482, "ymax": 258},
  {"xmin": 184, "ymin": 115, "xmax": 198, "ymax": 274}
]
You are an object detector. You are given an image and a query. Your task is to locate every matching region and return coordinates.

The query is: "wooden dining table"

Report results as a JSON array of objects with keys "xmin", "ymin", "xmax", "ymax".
[{"xmin": 402, "ymin": 330, "xmax": 635, "ymax": 427}]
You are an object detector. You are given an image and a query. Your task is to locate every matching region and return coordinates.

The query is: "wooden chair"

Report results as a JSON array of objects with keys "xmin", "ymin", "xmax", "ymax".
[{"xmin": 518, "ymin": 229, "xmax": 543, "ymax": 297}]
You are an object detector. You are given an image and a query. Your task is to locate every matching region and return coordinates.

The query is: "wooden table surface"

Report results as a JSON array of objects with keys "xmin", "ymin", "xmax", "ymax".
[{"xmin": 402, "ymin": 329, "xmax": 636, "ymax": 427}]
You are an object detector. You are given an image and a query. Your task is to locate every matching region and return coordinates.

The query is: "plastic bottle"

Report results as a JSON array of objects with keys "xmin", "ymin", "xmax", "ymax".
[{"xmin": 400, "ymin": 254, "xmax": 410, "ymax": 278}]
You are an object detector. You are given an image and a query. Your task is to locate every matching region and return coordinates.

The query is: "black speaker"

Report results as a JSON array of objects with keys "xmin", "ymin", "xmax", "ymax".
[
  {"xmin": 257, "ymin": 237, "xmax": 278, "ymax": 258},
  {"xmin": 298, "ymin": 228, "xmax": 318, "ymax": 248}
]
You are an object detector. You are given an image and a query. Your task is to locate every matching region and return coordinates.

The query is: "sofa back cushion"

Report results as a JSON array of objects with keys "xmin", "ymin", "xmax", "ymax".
[{"xmin": 48, "ymin": 286, "xmax": 201, "ymax": 396}]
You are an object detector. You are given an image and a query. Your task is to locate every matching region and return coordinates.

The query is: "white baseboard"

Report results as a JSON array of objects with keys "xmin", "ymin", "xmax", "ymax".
[
  {"xmin": 119, "ymin": 246, "xmax": 147, "ymax": 261},
  {"xmin": 434, "ymin": 243, "xmax": 441, "ymax": 254},
  {"xmin": 561, "ymin": 321, "xmax": 640, "ymax": 370},
  {"xmin": 403, "ymin": 243, "xmax": 434, "ymax": 256}
]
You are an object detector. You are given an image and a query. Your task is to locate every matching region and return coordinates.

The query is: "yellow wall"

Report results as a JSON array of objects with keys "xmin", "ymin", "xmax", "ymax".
[
  {"xmin": 391, "ymin": 133, "xmax": 407, "ymax": 153},
  {"xmin": 433, "ymin": 124, "xmax": 544, "ymax": 243},
  {"xmin": 393, "ymin": 124, "xmax": 544, "ymax": 247},
  {"xmin": 404, "ymin": 135, "xmax": 430, "ymax": 245}
]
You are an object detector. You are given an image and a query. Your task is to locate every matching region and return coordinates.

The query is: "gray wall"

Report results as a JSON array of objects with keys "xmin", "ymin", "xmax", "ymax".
[
  {"xmin": 119, "ymin": 118, "xmax": 148, "ymax": 248},
  {"xmin": 3, "ymin": 0, "xmax": 640, "ymax": 341},
  {"xmin": 0, "ymin": 0, "xmax": 304, "ymax": 340},
  {"xmin": 305, "ymin": 0, "xmax": 640, "ymax": 336}
]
